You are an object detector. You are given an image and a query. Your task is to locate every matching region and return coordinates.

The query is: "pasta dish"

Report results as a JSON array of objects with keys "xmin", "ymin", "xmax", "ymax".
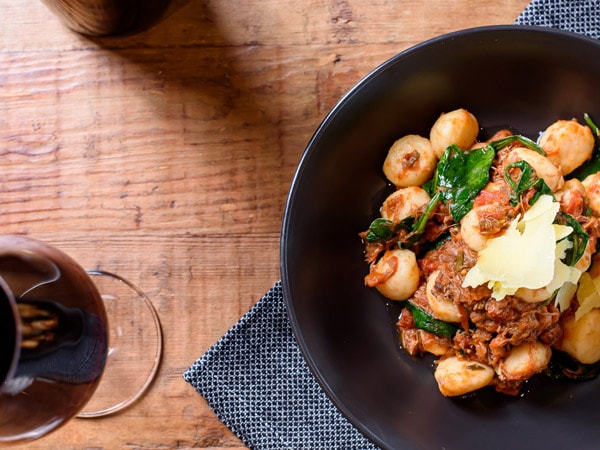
[{"xmin": 361, "ymin": 108, "xmax": 600, "ymax": 396}]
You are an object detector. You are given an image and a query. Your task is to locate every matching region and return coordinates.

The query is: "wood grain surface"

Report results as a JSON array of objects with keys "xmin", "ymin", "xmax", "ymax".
[{"xmin": 1, "ymin": 0, "xmax": 530, "ymax": 448}]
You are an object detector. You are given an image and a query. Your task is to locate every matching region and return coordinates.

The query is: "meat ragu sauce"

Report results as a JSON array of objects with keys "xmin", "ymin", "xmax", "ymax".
[
  {"xmin": 361, "ymin": 108, "xmax": 600, "ymax": 397},
  {"xmin": 400, "ymin": 229, "xmax": 563, "ymax": 395}
]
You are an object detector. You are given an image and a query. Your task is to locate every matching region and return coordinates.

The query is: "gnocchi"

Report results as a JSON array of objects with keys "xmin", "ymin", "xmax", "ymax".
[
  {"xmin": 434, "ymin": 356, "xmax": 495, "ymax": 397},
  {"xmin": 430, "ymin": 108, "xmax": 479, "ymax": 158},
  {"xmin": 380, "ymin": 187, "xmax": 430, "ymax": 223},
  {"xmin": 425, "ymin": 271, "xmax": 463, "ymax": 323},
  {"xmin": 497, "ymin": 340, "xmax": 551, "ymax": 382},
  {"xmin": 459, "ymin": 205, "xmax": 497, "ymax": 252},
  {"xmin": 582, "ymin": 172, "xmax": 600, "ymax": 216},
  {"xmin": 539, "ymin": 119, "xmax": 595, "ymax": 175},
  {"xmin": 383, "ymin": 135, "xmax": 437, "ymax": 188},
  {"xmin": 362, "ymin": 109, "xmax": 600, "ymax": 397},
  {"xmin": 559, "ymin": 309, "xmax": 600, "ymax": 364},
  {"xmin": 556, "ymin": 178, "xmax": 586, "ymax": 217},
  {"xmin": 365, "ymin": 248, "xmax": 420, "ymax": 301}
]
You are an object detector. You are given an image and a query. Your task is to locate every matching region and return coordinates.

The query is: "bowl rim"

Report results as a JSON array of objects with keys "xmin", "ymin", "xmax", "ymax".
[{"xmin": 280, "ymin": 24, "xmax": 600, "ymax": 449}]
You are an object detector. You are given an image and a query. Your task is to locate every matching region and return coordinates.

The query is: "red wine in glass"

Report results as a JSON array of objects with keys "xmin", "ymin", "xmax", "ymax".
[{"xmin": 0, "ymin": 235, "xmax": 108, "ymax": 445}]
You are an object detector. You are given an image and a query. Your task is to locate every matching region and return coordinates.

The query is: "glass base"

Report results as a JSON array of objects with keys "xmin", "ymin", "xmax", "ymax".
[{"xmin": 77, "ymin": 270, "xmax": 163, "ymax": 418}]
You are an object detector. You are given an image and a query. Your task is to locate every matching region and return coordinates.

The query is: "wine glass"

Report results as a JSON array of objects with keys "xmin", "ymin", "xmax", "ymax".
[{"xmin": 0, "ymin": 234, "xmax": 162, "ymax": 445}]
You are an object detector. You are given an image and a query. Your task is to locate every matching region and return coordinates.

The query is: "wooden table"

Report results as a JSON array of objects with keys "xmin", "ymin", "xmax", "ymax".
[{"xmin": 0, "ymin": 0, "xmax": 530, "ymax": 448}]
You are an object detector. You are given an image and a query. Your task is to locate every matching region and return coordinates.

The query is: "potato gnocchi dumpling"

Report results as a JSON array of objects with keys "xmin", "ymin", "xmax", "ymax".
[
  {"xmin": 434, "ymin": 356, "xmax": 495, "ymax": 397},
  {"xmin": 497, "ymin": 340, "xmax": 551, "ymax": 382},
  {"xmin": 582, "ymin": 172, "xmax": 600, "ymax": 216},
  {"xmin": 559, "ymin": 309, "xmax": 600, "ymax": 364},
  {"xmin": 539, "ymin": 119, "xmax": 595, "ymax": 175},
  {"xmin": 361, "ymin": 108, "xmax": 600, "ymax": 397},
  {"xmin": 365, "ymin": 248, "xmax": 420, "ymax": 301},
  {"xmin": 380, "ymin": 187, "xmax": 430, "ymax": 223},
  {"xmin": 459, "ymin": 204, "xmax": 498, "ymax": 252},
  {"xmin": 383, "ymin": 135, "xmax": 437, "ymax": 188},
  {"xmin": 426, "ymin": 271, "xmax": 463, "ymax": 323},
  {"xmin": 430, "ymin": 108, "xmax": 479, "ymax": 158}
]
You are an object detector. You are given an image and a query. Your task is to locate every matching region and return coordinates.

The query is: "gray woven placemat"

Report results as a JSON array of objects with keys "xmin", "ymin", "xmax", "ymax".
[
  {"xmin": 184, "ymin": 2, "xmax": 600, "ymax": 449},
  {"xmin": 515, "ymin": 0, "xmax": 600, "ymax": 37},
  {"xmin": 184, "ymin": 281, "xmax": 375, "ymax": 449}
]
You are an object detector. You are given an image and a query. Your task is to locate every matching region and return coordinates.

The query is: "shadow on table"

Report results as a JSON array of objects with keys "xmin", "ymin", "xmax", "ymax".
[{"xmin": 84, "ymin": 0, "xmax": 293, "ymax": 173}]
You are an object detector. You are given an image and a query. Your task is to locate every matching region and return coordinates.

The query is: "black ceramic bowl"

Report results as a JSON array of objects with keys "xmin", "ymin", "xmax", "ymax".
[{"xmin": 281, "ymin": 25, "xmax": 600, "ymax": 450}]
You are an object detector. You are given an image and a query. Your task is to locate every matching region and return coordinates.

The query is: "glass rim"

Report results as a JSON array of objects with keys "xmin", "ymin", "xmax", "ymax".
[{"xmin": 76, "ymin": 269, "xmax": 163, "ymax": 418}]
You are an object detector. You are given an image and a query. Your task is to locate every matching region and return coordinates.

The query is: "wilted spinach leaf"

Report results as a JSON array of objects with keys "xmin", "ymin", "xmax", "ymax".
[
  {"xmin": 365, "ymin": 216, "xmax": 415, "ymax": 243},
  {"xmin": 489, "ymin": 134, "xmax": 545, "ymax": 155},
  {"xmin": 364, "ymin": 218, "xmax": 395, "ymax": 242},
  {"xmin": 557, "ymin": 212, "xmax": 589, "ymax": 266},
  {"xmin": 401, "ymin": 191, "xmax": 441, "ymax": 248},
  {"xmin": 504, "ymin": 160, "xmax": 554, "ymax": 206},
  {"xmin": 432, "ymin": 144, "xmax": 495, "ymax": 222},
  {"xmin": 405, "ymin": 301, "xmax": 458, "ymax": 338}
]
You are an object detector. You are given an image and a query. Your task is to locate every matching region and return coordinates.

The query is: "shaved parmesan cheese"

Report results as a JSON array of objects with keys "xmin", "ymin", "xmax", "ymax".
[
  {"xmin": 575, "ymin": 272, "xmax": 600, "ymax": 321},
  {"xmin": 555, "ymin": 281, "xmax": 578, "ymax": 312},
  {"xmin": 462, "ymin": 195, "xmax": 581, "ymax": 300},
  {"xmin": 547, "ymin": 239, "xmax": 582, "ymax": 311}
]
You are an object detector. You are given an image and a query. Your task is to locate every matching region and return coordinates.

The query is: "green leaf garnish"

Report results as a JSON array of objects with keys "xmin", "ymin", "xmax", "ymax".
[
  {"xmin": 432, "ymin": 144, "xmax": 495, "ymax": 222},
  {"xmin": 365, "ymin": 218, "xmax": 395, "ymax": 243},
  {"xmin": 504, "ymin": 160, "xmax": 554, "ymax": 206},
  {"xmin": 556, "ymin": 212, "xmax": 589, "ymax": 266},
  {"xmin": 489, "ymin": 134, "xmax": 545, "ymax": 155},
  {"xmin": 405, "ymin": 301, "xmax": 458, "ymax": 338}
]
